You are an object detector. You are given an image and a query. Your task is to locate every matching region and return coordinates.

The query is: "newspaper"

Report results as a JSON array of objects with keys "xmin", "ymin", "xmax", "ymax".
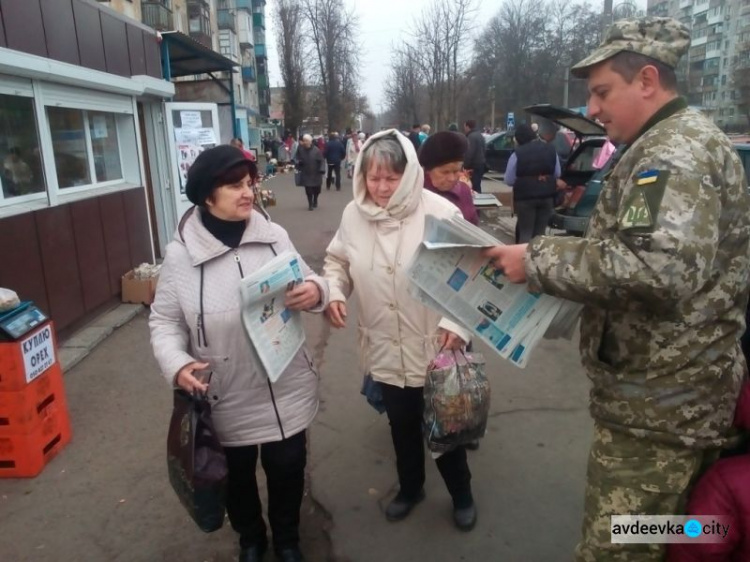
[
  {"xmin": 239, "ymin": 251, "xmax": 306, "ymax": 383},
  {"xmin": 408, "ymin": 215, "xmax": 582, "ymax": 368}
]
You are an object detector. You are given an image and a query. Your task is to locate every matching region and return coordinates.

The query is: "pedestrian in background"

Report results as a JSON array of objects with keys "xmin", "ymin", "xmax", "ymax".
[
  {"xmin": 419, "ymin": 131, "xmax": 478, "ymax": 225},
  {"xmin": 345, "ymin": 131, "xmax": 364, "ymax": 179},
  {"xmin": 230, "ymin": 138, "xmax": 256, "ymax": 162},
  {"xmin": 149, "ymin": 145, "xmax": 329, "ymax": 562},
  {"xmin": 323, "ymin": 130, "xmax": 478, "ymax": 532},
  {"xmin": 323, "ymin": 131, "xmax": 346, "ymax": 191},
  {"xmin": 462, "ymin": 119, "xmax": 486, "ymax": 194},
  {"xmin": 419, "ymin": 124, "xmax": 431, "ymax": 144},
  {"xmin": 408, "ymin": 123, "xmax": 422, "ymax": 152},
  {"xmin": 289, "ymin": 135, "xmax": 299, "ymax": 164},
  {"xmin": 504, "ymin": 123, "xmax": 560, "ymax": 243},
  {"xmin": 483, "ymin": 17, "xmax": 750, "ymax": 562},
  {"xmin": 296, "ymin": 134, "xmax": 325, "ymax": 211}
]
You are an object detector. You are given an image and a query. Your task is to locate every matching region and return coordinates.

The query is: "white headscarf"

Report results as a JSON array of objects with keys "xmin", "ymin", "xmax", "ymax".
[{"xmin": 352, "ymin": 129, "xmax": 423, "ymax": 222}]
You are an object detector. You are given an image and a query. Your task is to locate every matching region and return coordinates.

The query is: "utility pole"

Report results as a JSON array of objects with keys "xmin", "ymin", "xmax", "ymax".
[
  {"xmin": 489, "ymin": 85, "xmax": 496, "ymax": 130},
  {"xmin": 563, "ymin": 68, "xmax": 570, "ymax": 108}
]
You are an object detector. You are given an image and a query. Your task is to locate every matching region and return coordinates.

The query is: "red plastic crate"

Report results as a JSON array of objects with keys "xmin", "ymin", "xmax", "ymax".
[
  {"xmin": 0, "ymin": 366, "xmax": 69, "ymax": 437},
  {"xmin": 0, "ymin": 408, "xmax": 72, "ymax": 478}
]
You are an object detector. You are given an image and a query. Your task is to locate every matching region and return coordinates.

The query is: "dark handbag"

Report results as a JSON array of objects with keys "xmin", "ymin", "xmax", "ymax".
[
  {"xmin": 167, "ymin": 389, "xmax": 228, "ymax": 532},
  {"xmin": 360, "ymin": 373, "xmax": 385, "ymax": 414},
  {"xmin": 294, "ymin": 170, "xmax": 304, "ymax": 187}
]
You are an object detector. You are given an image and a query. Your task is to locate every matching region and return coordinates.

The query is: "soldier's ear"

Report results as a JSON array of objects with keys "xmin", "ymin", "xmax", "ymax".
[{"xmin": 638, "ymin": 65, "xmax": 661, "ymax": 97}]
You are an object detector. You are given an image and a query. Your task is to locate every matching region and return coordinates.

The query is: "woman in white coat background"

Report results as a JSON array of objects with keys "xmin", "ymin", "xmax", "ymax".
[
  {"xmin": 149, "ymin": 146, "xmax": 329, "ymax": 562},
  {"xmin": 323, "ymin": 130, "xmax": 478, "ymax": 531}
]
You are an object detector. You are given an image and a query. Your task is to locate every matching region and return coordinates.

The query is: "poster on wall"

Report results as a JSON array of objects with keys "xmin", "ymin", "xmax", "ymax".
[
  {"xmin": 91, "ymin": 115, "xmax": 109, "ymax": 139},
  {"xmin": 174, "ymin": 127, "xmax": 218, "ymax": 194},
  {"xmin": 176, "ymin": 143, "xmax": 203, "ymax": 192},
  {"xmin": 181, "ymin": 111, "xmax": 202, "ymax": 130}
]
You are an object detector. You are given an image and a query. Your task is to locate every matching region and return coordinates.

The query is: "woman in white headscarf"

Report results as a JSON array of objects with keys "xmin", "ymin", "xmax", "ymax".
[{"xmin": 323, "ymin": 130, "xmax": 478, "ymax": 532}]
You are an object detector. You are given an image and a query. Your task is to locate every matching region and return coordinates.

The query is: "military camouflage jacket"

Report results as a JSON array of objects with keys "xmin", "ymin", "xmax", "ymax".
[{"xmin": 526, "ymin": 98, "xmax": 750, "ymax": 448}]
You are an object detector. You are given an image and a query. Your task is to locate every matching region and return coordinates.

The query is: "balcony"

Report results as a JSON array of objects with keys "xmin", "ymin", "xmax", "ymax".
[
  {"xmin": 253, "ymin": 13, "xmax": 265, "ymax": 29},
  {"xmin": 255, "ymin": 43, "xmax": 267, "ymax": 58},
  {"xmin": 217, "ymin": 8, "xmax": 236, "ymax": 32},
  {"xmin": 242, "ymin": 66, "xmax": 256, "ymax": 82},
  {"xmin": 258, "ymin": 73, "xmax": 268, "ymax": 90},
  {"xmin": 252, "ymin": 0, "xmax": 267, "ymax": 10},
  {"xmin": 142, "ymin": 1, "xmax": 173, "ymax": 31},
  {"xmin": 236, "ymin": 0, "xmax": 252, "ymax": 9}
]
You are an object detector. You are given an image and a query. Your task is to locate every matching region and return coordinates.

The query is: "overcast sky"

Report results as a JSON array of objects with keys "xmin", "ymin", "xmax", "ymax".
[{"xmin": 264, "ymin": 0, "xmax": 648, "ymax": 112}]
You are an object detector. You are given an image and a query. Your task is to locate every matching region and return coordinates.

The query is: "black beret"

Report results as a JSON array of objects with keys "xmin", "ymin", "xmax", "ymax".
[
  {"xmin": 185, "ymin": 145, "xmax": 253, "ymax": 205},
  {"xmin": 418, "ymin": 131, "xmax": 468, "ymax": 170}
]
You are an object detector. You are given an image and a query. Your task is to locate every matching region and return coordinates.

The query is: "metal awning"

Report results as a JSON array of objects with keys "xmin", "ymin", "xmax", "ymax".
[
  {"xmin": 160, "ymin": 31, "xmax": 238, "ymax": 79},
  {"xmin": 160, "ymin": 31, "xmax": 241, "ymax": 137}
]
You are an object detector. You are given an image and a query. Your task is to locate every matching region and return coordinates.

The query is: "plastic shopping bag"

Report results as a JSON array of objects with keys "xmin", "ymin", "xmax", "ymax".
[
  {"xmin": 423, "ymin": 350, "xmax": 490, "ymax": 453},
  {"xmin": 167, "ymin": 389, "xmax": 228, "ymax": 532}
]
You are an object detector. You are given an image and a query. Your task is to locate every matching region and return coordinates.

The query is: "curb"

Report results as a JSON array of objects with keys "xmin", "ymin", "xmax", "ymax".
[{"xmin": 60, "ymin": 304, "xmax": 145, "ymax": 373}]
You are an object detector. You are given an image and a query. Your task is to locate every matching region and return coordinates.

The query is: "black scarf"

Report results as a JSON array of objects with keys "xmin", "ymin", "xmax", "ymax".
[{"xmin": 200, "ymin": 207, "xmax": 246, "ymax": 249}]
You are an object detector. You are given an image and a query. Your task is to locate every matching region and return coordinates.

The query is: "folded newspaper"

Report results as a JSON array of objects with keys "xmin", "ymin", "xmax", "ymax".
[
  {"xmin": 408, "ymin": 215, "xmax": 582, "ymax": 368},
  {"xmin": 239, "ymin": 251, "xmax": 306, "ymax": 383}
]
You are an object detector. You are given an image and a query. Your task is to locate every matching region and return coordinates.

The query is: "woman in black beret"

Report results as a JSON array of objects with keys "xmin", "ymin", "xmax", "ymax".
[{"xmin": 150, "ymin": 145, "xmax": 330, "ymax": 562}]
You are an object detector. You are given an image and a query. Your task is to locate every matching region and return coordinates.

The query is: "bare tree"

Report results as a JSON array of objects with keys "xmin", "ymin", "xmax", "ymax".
[
  {"xmin": 302, "ymin": 0, "xmax": 362, "ymax": 132},
  {"xmin": 385, "ymin": 43, "xmax": 423, "ymax": 127},
  {"xmin": 274, "ymin": 0, "xmax": 307, "ymax": 134}
]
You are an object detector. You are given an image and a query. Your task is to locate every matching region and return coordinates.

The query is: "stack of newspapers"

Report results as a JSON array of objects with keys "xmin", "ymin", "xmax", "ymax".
[{"xmin": 408, "ymin": 215, "xmax": 582, "ymax": 368}]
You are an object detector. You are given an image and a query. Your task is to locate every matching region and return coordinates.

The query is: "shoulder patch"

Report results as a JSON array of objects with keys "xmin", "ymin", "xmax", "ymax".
[{"xmin": 618, "ymin": 170, "xmax": 670, "ymax": 232}]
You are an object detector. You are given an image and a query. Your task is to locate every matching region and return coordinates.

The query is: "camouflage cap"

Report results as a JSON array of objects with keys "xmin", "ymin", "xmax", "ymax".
[{"xmin": 571, "ymin": 17, "xmax": 690, "ymax": 78}]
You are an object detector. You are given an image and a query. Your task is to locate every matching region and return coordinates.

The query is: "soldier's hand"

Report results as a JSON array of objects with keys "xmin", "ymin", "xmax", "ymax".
[{"xmin": 483, "ymin": 244, "xmax": 528, "ymax": 283}]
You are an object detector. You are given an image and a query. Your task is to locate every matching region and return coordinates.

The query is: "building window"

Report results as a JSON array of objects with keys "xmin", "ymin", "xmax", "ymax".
[
  {"xmin": 89, "ymin": 112, "xmax": 123, "ymax": 183},
  {"xmin": 48, "ymin": 107, "xmax": 127, "ymax": 189},
  {"xmin": 48, "ymin": 108, "xmax": 92, "ymax": 188},
  {"xmin": 0, "ymin": 94, "xmax": 45, "ymax": 201}
]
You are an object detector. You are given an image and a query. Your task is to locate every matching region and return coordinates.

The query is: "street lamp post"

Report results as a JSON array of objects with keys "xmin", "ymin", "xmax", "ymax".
[{"xmin": 489, "ymin": 84, "xmax": 496, "ymax": 130}]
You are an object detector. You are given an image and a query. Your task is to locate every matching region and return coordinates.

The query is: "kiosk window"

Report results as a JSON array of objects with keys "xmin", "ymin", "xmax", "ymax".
[
  {"xmin": 89, "ymin": 112, "xmax": 122, "ymax": 183},
  {"xmin": 48, "ymin": 108, "xmax": 124, "ymax": 188},
  {"xmin": 48, "ymin": 108, "xmax": 91, "ymax": 189},
  {"xmin": 0, "ymin": 94, "xmax": 46, "ymax": 200}
]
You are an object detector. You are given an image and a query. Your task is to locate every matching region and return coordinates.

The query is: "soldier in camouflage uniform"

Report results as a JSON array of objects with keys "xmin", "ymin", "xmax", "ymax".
[{"xmin": 485, "ymin": 17, "xmax": 750, "ymax": 561}]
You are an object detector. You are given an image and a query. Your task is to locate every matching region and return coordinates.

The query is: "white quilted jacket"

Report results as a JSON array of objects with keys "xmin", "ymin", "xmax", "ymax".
[{"xmin": 149, "ymin": 208, "xmax": 329, "ymax": 446}]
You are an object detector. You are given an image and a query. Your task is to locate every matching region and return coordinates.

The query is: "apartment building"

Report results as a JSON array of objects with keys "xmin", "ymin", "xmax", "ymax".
[
  {"xmin": 99, "ymin": 0, "xmax": 271, "ymax": 144},
  {"xmin": 648, "ymin": 0, "xmax": 750, "ymax": 130}
]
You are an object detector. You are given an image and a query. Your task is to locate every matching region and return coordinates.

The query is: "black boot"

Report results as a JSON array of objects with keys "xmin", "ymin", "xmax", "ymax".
[
  {"xmin": 385, "ymin": 489, "xmax": 425, "ymax": 522},
  {"xmin": 239, "ymin": 543, "xmax": 267, "ymax": 562},
  {"xmin": 453, "ymin": 501, "xmax": 477, "ymax": 532},
  {"xmin": 276, "ymin": 546, "xmax": 304, "ymax": 562}
]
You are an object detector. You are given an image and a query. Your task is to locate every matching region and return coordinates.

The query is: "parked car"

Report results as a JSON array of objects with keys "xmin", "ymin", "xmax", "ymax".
[
  {"xmin": 512, "ymin": 104, "xmax": 608, "ymax": 236},
  {"xmin": 484, "ymin": 131, "xmax": 514, "ymax": 174},
  {"xmin": 735, "ymin": 144, "xmax": 750, "ymax": 185}
]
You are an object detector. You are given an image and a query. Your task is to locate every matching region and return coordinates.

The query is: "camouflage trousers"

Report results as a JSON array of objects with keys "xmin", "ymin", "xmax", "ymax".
[{"xmin": 574, "ymin": 423, "xmax": 719, "ymax": 562}]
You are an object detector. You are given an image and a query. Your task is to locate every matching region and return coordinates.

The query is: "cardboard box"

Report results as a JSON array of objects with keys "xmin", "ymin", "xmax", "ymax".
[{"xmin": 121, "ymin": 270, "xmax": 159, "ymax": 305}]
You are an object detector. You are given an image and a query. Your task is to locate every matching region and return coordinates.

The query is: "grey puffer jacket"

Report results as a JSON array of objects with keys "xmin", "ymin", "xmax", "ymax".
[
  {"xmin": 149, "ymin": 208, "xmax": 329, "ymax": 446},
  {"xmin": 296, "ymin": 145, "xmax": 324, "ymax": 187}
]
